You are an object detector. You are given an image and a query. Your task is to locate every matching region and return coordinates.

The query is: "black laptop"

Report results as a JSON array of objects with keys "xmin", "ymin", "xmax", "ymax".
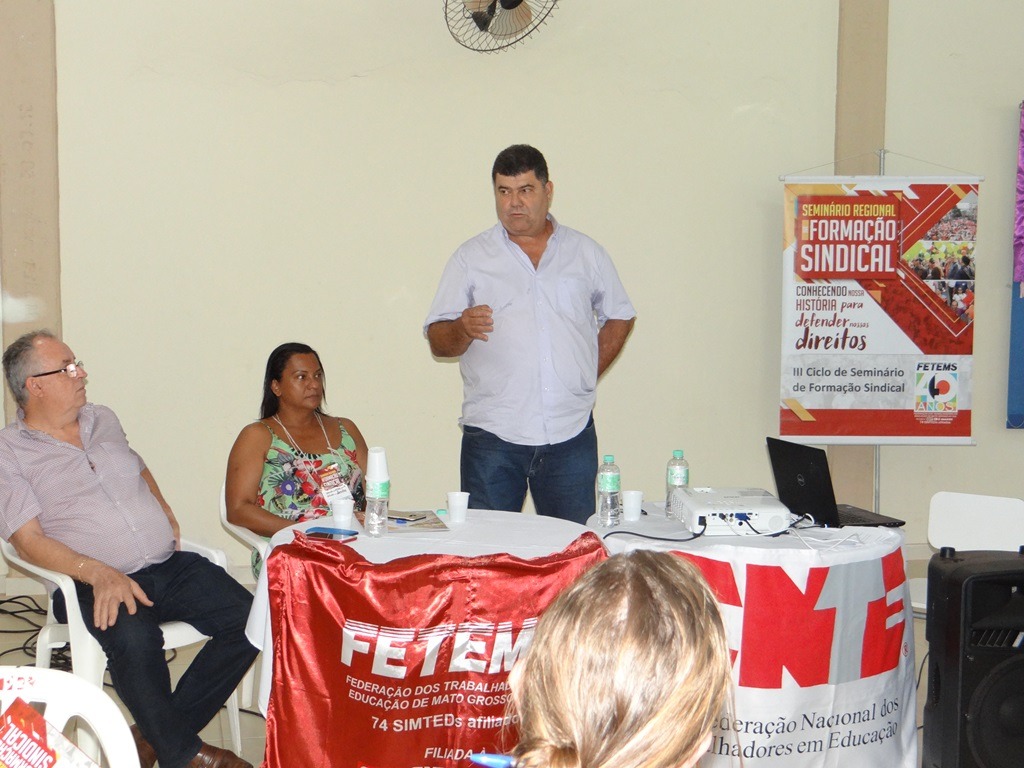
[{"xmin": 766, "ymin": 437, "xmax": 905, "ymax": 528}]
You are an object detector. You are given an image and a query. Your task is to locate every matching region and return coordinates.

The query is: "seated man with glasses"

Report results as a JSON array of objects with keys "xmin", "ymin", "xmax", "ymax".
[{"xmin": 0, "ymin": 330, "xmax": 258, "ymax": 768}]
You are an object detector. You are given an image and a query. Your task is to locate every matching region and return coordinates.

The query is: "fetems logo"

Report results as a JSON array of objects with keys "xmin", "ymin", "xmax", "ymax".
[{"xmin": 915, "ymin": 362, "xmax": 958, "ymax": 413}]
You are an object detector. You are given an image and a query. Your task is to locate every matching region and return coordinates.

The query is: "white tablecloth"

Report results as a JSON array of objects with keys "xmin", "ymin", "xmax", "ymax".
[
  {"xmin": 245, "ymin": 509, "xmax": 590, "ymax": 714},
  {"xmin": 589, "ymin": 513, "xmax": 918, "ymax": 768},
  {"xmin": 593, "ymin": 510, "xmax": 905, "ymax": 563}
]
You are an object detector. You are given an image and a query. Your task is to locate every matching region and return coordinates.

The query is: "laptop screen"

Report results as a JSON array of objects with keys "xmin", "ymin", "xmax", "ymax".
[{"xmin": 766, "ymin": 436, "xmax": 841, "ymax": 526}]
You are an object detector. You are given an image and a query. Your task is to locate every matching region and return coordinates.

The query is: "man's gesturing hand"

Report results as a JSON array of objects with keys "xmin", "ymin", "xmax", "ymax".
[{"xmin": 458, "ymin": 305, "xmax": 494, "ymax": 342}]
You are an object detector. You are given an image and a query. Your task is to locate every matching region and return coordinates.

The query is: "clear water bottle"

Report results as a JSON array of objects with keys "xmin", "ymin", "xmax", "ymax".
[
  {"xmin": 666, "ymin": 449, "xmax": 689, "ymax": 520},
  {"xmin": 596, "ymin": 454, "xmax": 622, "ymax": 527},
  {"xmin": 364, "ymin": 479, "xmax": 389, "ymax": 537},
  {"xmin": 364, "ymin": 446, "xmax": 390, "ymax": 537}
]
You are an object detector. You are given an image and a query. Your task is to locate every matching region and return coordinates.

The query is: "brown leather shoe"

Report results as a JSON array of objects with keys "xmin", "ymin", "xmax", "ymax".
[
  {"xmin": 187, "ymin": 743, "xmax": 253, "ymax": 768},
  {"xmin": 129, "ymin": 725, "xmax": 157, "ymax": 768}
]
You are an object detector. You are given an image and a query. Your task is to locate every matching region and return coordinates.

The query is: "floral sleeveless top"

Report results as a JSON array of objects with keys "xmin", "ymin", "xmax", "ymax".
[
  {"xmin": 251, "ymin": 420, "xmax": 364, "ymax": 577},
  {"xmin": 257, "ymin": 420, "xmax": 365, "ymax": 521}
]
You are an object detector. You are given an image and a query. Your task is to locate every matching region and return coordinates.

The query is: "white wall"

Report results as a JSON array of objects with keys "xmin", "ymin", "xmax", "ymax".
[
  {"xmin": 882, "ymin": 1, "xmax": 1024, "ymax": 536},
  {"xmin": 48, "ymin": 1, "xmax": 1023, "ymax": 571}
]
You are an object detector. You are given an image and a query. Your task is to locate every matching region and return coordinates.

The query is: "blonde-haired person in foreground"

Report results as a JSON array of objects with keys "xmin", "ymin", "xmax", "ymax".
[{"xmin": 509, "ymin": 550, "xmax": 732, "ymax": 768}]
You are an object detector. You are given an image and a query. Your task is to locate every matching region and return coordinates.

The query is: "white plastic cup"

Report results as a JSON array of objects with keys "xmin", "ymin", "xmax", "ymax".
[
  {"xmin": 366, "ymin": 446, "xmax": 389, "ymax": 481},
  {"xmin": 623, "ymin": 490, "xmax": 643, "ymax": 522},
  {"xmin": 332, "ymin": 498, "xmax": 354, "ymax": 526},
  {"xmin": 447, "ymin": 491, "xmax": 469, "ymax": 525}
]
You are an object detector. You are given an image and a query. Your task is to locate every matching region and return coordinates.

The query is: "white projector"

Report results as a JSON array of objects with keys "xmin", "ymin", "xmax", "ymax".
[{"xmin": 678, "ymin": 487, "xmax": 795, "ymax": 536}]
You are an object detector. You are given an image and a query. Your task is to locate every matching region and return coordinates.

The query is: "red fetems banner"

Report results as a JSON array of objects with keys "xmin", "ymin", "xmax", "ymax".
[{"xmin": 262, "ymin": 533, "xmax": 607, "ymax": 768}]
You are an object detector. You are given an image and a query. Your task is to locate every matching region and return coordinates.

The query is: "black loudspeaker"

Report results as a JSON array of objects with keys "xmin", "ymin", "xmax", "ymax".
[{"xmin": 922, "ymin": 548, "xmax": 1024, "ymax": 768}]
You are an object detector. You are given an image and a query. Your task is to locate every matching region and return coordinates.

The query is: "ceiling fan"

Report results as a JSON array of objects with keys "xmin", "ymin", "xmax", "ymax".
[{"xmin": 445, "ymin": 0, "xmax": 559, "ymax": 53}]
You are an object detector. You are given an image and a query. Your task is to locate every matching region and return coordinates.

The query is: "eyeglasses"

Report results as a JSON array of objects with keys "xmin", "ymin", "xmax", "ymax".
[{"xmin": 30, "ymin": 361, "xmax": 86, "ymax": 379}]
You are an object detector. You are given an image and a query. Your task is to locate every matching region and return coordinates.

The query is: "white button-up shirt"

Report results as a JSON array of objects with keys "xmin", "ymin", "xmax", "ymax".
[{"xmin": 425, "ymin": 217, "xmax": 635, "ymax": 445}]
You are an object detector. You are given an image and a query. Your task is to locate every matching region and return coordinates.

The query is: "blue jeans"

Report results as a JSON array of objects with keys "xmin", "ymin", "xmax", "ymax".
[
  {"xmin": 460, "ymin": 416, "xmax": 597, "ymax": 525},
  {"xmin": 54, "ymin": 551, "xmax": 257, "ymax": 768}
]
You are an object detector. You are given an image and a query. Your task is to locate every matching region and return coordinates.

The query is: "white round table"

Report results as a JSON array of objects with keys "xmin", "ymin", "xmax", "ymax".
[
  {"xmin": 589, "ymin": 513, "xmax": 918, "ymax": 768},
  {"xmin": 246, "ymin": 509, "xmax": 591, "ymax": 715}
]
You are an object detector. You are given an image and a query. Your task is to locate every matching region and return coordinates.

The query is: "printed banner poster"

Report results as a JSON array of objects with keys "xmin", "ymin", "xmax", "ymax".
[
  {"xmin": 1008, "ymin": 104, "xmax": 1024, "ymax": 429},
  {"xmin": 781, "ymin": 177, "xmax": 980, "ymax": 444},
  {"xmin": 261, "ymin": 532, "xmax": 607, "ymax": 768},
  {"xmin": 673, "ymin": 530, "xmax": 917, "ymax": 768}
]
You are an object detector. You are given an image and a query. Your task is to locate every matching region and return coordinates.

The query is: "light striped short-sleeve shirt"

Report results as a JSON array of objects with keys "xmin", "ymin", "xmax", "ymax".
[
  {"xmin": 424, "ymin": 216, "xmax": 636, "ymax": 446},
  {"xmin": 0, "ymin": 404, "xmax": 176, "ymax": 574}
]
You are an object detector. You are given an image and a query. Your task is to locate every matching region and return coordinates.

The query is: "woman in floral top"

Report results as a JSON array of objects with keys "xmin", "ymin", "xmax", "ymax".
[{"xmin": 225, "ymin": 343, "xmax": 368, "ymax": 575}]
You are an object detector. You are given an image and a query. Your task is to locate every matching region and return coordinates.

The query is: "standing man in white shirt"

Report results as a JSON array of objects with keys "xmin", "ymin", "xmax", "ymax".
[{"xmin": 424, "ymin": 144, "xmax": 635, "ymax": 524}]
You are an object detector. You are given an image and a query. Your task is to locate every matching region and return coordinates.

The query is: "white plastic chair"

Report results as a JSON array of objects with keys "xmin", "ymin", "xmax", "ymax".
[
  {"xmin": 909, "ymin": 491, "xmax": 1024, "ymax": 618},
  {"xmin": 0, "ymin": 538, "xmax": 243, "ymax": 755},
  {"xmin": 219, "ymin": 482, "xmax": 266, "ymax": 708},
  {"xmin": 0, "ymin": 665, "xmax": 140, "ymax": 768},
  {"xmin": 219, "ymin": 482, "xmax": 269, "ymax": 563}
]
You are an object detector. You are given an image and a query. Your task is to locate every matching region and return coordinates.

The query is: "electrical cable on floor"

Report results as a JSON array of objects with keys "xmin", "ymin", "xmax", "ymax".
[{"xmin": 0, "ymin": 595, "xmax": 71, "ymax": 669}]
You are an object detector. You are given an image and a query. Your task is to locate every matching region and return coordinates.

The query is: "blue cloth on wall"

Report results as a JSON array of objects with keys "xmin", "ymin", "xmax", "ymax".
[
  {"xmin": 1009, "ymin": 285, "xmax": 1024, "ymax": 428},
  {"xmin": 1009, "ymin": 104, "xmax": 1024, "ymax": 429}
]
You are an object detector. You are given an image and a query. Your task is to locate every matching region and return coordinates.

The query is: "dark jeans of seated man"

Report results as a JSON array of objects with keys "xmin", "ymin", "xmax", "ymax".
[
  {"xmin": 460, "ymin": 414, "xmax": 597, "ymax": 525},
  {"xmin": 53, "ymin": 550, "xmax": 257, "ymax": 768}
]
